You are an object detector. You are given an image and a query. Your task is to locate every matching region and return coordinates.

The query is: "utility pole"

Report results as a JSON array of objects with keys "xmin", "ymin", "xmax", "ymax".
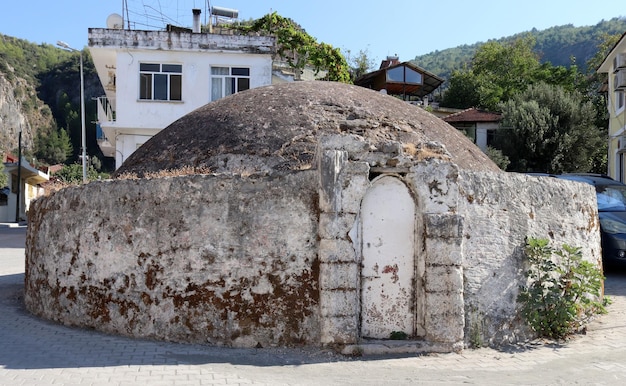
[{"xmin": 15, "ymin": 130, "xmax": 22, "ymax": 223}]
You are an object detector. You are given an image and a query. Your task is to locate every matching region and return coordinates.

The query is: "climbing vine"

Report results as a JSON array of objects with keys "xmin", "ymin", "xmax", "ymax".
[{"xmin": 233, "ymin": 12, "xmax": 350, "ymax": 83}]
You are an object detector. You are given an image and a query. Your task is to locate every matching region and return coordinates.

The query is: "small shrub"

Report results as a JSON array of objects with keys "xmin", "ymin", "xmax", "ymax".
[
  {"xmin": 389, "ymin": 331, "xmax": 408, "ymax": 340},
  {"xmin": 517, "ymin": 237, "xmax": 607, "ymax": 340}
]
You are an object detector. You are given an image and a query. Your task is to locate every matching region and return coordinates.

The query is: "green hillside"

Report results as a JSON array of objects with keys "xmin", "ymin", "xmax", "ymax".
[{"xmin": 412, "ymin": 17, "xmax": 626, "ymax": 81}]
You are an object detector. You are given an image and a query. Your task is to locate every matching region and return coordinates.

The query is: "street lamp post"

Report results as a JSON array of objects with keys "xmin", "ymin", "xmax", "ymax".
[
  {"xmin": 15, "ymin": 129, "xmax": 22, "ymax": 223},
  {"xmin": 57, "ymin": 40, "xmax": 87, "ymax": 183}
]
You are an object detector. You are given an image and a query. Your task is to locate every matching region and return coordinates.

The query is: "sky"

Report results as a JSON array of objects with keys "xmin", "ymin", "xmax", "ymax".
[{"xmin": 1, "ymin": 0, "xmax": 625, "ymax": 66}]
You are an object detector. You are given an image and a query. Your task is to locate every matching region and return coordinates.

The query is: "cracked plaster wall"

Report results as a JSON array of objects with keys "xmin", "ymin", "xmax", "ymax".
[
  {"xmin": 24, "ymin": 138, "xmax": 601, "ymax": 351},
  {"xmin": 458, "ymin": 171, "xmax": 601, "ymax": 347},
  {"xmin": 26, "ymin": 173, "xmax": 320, "ymax": 348}
]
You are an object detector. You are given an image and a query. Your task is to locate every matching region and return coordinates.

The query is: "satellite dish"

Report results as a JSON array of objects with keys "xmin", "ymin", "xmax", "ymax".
[{"xmin": 106, "ymin": 13, "xmax": 123, "ymax": 29}]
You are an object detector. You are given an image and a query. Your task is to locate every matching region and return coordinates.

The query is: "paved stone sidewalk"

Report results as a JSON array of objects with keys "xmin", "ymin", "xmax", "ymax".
[{"xmin": 3, "ymin": 226, "xmax": 626, "ymax": 385}]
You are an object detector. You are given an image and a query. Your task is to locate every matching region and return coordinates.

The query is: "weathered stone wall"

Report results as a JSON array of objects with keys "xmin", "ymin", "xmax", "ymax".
[
  {"xmin": 457, "ymin": 171, "xmax": 601, "ymax": 347},
  {"xmin": 407, "ymin": 161, "xmax": 465, "ymax": 347},
  {"xmin": 25, "ymin": 172, "xmax": 320, "ymax": 348},
  {"xmin": 24, "ymin": 142, "xmax": 601, "ymax": 352}
]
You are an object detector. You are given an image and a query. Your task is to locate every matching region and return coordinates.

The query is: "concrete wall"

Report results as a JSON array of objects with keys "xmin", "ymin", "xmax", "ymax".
[{"xmin": 26, "ymin": 173, "xmax": 321, "ymax": 347}]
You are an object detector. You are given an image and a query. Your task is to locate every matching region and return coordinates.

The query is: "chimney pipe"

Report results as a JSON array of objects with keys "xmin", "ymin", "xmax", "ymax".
[{"xmin": 192, "ymin": 9, "xmax": 201, "ymax": 33}]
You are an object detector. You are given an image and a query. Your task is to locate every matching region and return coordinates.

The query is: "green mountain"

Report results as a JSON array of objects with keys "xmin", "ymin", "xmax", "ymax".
[
  {"xmin": 0, "ymin": 34, "xmax": 104, "ymax": 168},
  {"xmin": 2, "ymin": 17, "xmax": 625, "ymax": 167},
  {"xmin": 412, "ymin": 17, "xmax": 626, "ymax": 81}
]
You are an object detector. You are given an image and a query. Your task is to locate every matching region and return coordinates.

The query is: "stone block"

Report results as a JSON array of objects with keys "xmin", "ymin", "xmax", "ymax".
[
  {"xmin": 424, "ymin": 292, "xmax": 465, "ymax": 343},
  {"xmin": 424, "ymin": 265, "xmax": 463, "ymax": 293},
  {"xmin": 424, "ymin": 213, "xmax": 463, "ymax": 238},
  {"xmin": 318, "ymin": 133, "xmax": 371, "ymax": 153},
  {"xmin": 319, "ymin": 213, "xmax": 357, "ymax": 240},
  {"xmin": 319, "ymin": 150, "xmax": 347, "ymax": 213},
  {"xmin": 424, "ymin": 238, "xmax": 463, "ymax": 266},
  {"xmin": 318, "ymin": 239, "xmax": 357, "ymax": 263},
  {"xmin": 409, "ymin": 163, "xmax": 459, "ymax": 213},
  {"xmin": 318, "ymin": 262, "xmax": 358, "ymax": 290},
  {"xmin": 319, "ymin": 288, "xmax": 358, "ymax": 317},
  {"xmin": 320, "ymin": 315, "xmax": 359, "ymax": 345},
  {"xmin": 339, "ymin": 162, "xmax": 370, "ymax": 214}
]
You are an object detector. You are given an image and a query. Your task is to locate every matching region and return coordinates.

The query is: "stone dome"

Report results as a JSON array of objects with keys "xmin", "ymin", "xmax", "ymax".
[{"xmin": 114, "ymin": 81, "xmax": 499, "ymax": 177}]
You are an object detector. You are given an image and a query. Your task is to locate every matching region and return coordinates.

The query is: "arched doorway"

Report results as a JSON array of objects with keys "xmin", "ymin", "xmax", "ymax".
[{"xmin": 359, "ymin": 175, "xmax": 418, "ymax": 339}]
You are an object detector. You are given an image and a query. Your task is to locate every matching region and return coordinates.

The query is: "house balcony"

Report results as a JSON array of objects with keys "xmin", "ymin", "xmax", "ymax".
[{"xmin": 96, "ymin": 96, "xmax": 116, "ymax": 158}]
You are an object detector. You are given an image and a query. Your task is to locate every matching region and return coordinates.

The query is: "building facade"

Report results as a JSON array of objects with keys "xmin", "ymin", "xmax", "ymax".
[
  {"xmin": 1, "ymin": 154, "xmax": 49, "ymax": 223},
  {"xmin": 443, "ymin": 108, "xmax": 502, "ymax": 152},
  {"xmin": 88, "ymin": 13, "xmax": 276, "ymax": 169},
  {"xmin": 598, "ymin": 32, "xmax": 626, "ymax": 181}
]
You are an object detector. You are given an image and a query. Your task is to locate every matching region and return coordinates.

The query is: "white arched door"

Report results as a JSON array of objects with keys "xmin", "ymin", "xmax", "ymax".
[{"xmin": 360, "ymin": 176, "xmax": 416, "ymax": 339}]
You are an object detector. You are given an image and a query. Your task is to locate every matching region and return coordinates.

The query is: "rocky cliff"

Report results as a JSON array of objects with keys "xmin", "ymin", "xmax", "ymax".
[{"xmin": 0, "ymin": 64, "xmax": 54, "ymax": 156}]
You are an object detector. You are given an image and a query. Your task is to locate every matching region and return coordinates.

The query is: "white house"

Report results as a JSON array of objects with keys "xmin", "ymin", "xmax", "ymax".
[
  {"xmin": 88, "ymin": 10, "xmax": 276, "ymax": 169},
  {"xmin": 442, "ymin": 108, "xmax": 502, "ymax": 152},
  {"xmin": 1, "ymin": 154, "xmax": 49, "ymax": 223}
]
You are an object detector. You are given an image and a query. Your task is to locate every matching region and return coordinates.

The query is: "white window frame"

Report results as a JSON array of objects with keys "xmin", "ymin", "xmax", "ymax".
[
  {"xmin": 139, "ymin": 63, "xmax": 182, "ymax": 101},
  {"xmin": 616, "ymin": 90, "xmax": 625, "ymax": 115},
  {"xmin": 210, "ymin": 66, "xmax": 250, "ymax": 101}
]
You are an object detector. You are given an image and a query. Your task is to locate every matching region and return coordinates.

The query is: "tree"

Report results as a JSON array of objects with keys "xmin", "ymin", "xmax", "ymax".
[
  {"xmin": 495, "ymin": 82, "xmax": 604, "ymax": 173},
  {"xmin": 0, "ymin": 161, "xmax": 7, "ymax": 188},
  {"xmin": 485, "ymin": 146, "xmax": 510, "ymax": 170},
  {"xmin": 442, "ymin": 36, "xmax": 543, "ymax": 111},
  {"xmin": 55, "ymin": 163, "xmax": 101, "ymax": 184},
  {"xmin": 233, "ymin": 12, "xmax": 350, "ymax": 83},
  {"xmin": 440, "ymin": 67, "xmax": 481, "ymax": 109},
  {"xmin": 344, "ymin": 48, "xmax": 376, "ymax": 82},
  {"xmin": 35, "ymin": 127, "xmax": 73, "ymax": 165}
]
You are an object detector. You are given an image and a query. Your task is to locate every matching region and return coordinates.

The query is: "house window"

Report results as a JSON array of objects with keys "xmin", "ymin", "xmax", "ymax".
[
  {"xmin": 486, "ymin": 129, "xmax": 497, "ymax": 147},
  {"xmin": 386, "ymin": 66, "xmax": 422, "ymax": 84},
  {"xmin": 139, "ymin": 63, "xmax": 182, "ymax": 101},
  {"xmin": 617, "ymin": 90, "xmax": 625, "ymax": 113},
  {"xmin": 11, "ymin": 174, "xmax": 19, "ymax": 194},
  {"xmin": 0, "ymin": 190, "xmax": 7, "ymax": 206},
  {"xmin": 211, "ymin": 67, "xmax": 250, "ymax": 101}
]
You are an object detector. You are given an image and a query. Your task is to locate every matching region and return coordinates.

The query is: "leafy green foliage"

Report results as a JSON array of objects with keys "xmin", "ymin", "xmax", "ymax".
[
  {"xmin": 389, "ymin": 331, "xmax": 409, "ymax": 340},
  {"xmin": 441, "ymin": 37, "xmax": 541, "ymax": 110},
  {"xmin": 412, "ymin": 17, "xmax": 626, "ymax": 82},
  {"xmin": 35, "ymin": 128, "xmax": 73, "ymax": 165},
  {"xmin": 344, "ymin": 48, "xmax": 377, "ymax": 82},
  {"xmin": 442, "ymin": 37, "xmax": 584, "ymax": 111},
  {"xmin": 233, "ymin": 12, "xmax": 350, "ymax": 83},
  {"xmin": 518, "ymin": 238, "xmax": 607, "ymax": 340},
  {"xmin": 485, "ymin": 146, "xmax": 510, "ymax": 170},
  {"xmin": 55, "ymin": 160, "xmax": 106, "ymax": 184},
  {"xmin": 0, "ymin": 35, "xmax": 67, "ymax": 83},
  {"xmin": 495, "ymin": 82, "xmax": 604, "ymax": 173},
  {"xmin": 0, "ymin": 162, "xmax": 7, "ymax": 188},
  {"xmin": 0, "ymin": 34, "xmax": 109, "ymax": 171}
]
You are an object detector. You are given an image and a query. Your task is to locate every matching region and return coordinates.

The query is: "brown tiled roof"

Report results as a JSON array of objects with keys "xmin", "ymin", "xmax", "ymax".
[{"xmin": 443, "ymin": 108, "xmax": 501, "ymax": 123}]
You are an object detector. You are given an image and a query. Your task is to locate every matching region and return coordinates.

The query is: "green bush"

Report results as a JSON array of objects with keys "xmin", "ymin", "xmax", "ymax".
[{"xmin": 517, "ymin": 237, "xmax": 607, "ymax": 340}]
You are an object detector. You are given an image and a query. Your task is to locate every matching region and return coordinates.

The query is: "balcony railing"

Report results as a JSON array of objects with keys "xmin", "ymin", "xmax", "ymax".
[{"xmin": 96, "ymin": 96, "xmax": 115, "ymax": 124}]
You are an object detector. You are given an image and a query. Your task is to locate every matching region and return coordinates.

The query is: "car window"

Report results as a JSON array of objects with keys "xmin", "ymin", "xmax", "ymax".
[{"xmin": 597, "ymin": 185, "xmax": 626, "ymax": 211}]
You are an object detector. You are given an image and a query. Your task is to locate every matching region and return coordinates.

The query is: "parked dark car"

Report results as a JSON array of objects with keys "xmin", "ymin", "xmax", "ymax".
[{"xmin": 556, "ymin": 174, "xmax": 626, "ymax": 268}]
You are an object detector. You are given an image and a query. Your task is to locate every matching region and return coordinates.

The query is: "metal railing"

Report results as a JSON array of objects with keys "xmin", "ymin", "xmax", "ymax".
[{"xmin": 96, "ymin": 96, "xmax": 115, "ymax": 124}]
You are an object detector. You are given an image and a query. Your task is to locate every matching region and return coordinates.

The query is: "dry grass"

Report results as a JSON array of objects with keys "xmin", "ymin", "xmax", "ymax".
[
  {"xmin": 41, "ymin": 179, "xmax": 75, "ymax": 196},
  {"xmin": 402, "ymin": 143, "xmax": 418, "ymax": 156},
  {"xmin": 116, "ymin": 165, "xmax": 212, "ymax": 180}
]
